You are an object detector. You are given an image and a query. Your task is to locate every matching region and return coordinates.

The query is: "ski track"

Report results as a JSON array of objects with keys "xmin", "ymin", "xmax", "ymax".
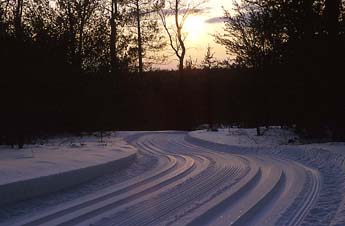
[{"xmin": 3, "ymin": 132, "xmax": 325, "ymax": 226}]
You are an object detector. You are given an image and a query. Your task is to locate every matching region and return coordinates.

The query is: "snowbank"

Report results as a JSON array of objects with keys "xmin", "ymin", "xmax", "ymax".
[
  {"xmin": 188, "ymin": 128, "xmax": 345, "ymax": 225},
  {"xmin": 189, "ymin": 128, "xmax": 298, "ymax": 148},
  {"xmin": 0, "ymin": 134, "xmax": 137, "ymax": 207}
]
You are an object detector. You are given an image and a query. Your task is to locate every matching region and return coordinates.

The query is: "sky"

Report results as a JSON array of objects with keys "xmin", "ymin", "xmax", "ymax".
[{"xmin": 157, "ymin": 0, "xmax": 233, "ymax": 70}]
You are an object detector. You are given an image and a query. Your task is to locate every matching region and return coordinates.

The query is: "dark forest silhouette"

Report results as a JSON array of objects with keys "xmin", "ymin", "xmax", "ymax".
[{"xmin": 0, "ymin": 0, "xmax": 345, "ymax": 147}]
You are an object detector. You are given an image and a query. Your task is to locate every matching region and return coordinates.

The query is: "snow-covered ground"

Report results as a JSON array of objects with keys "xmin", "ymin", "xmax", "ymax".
[
  {"xmin": 189, "ymin": 127, "xmax": 299, "ymax": 147},
  {"xmin": 0, "ymin": 132, "xmax": 137, "ymax": 207},
  {"xmin": 189, "ymin": 127, "xmax": 345, "ymax": 226},
  {"xmin": 0, "ymin": 129, "xmax": 344, "ymax": 226}
]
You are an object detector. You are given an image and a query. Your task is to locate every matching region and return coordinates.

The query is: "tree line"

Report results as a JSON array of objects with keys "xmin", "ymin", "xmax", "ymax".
[
  {"xmin": 0, "ymin": 0, "xmax": 206, "ymax": 73},
  {"xmin": 1, "ymin": 0, "xmax": 345, "ymax": 147},
  {"xmin": 0, "ymin": 0, "xmax": 161, "ymax": 72},
  {"xmin": 216, "ymin": 0, "xmax": 345, "ymax": 138}
]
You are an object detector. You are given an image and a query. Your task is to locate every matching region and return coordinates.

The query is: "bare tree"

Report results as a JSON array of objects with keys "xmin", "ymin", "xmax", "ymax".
[
  {"xmin": 110, "ymin": 0, "xmax": 118, "ymax": 72},
  {"xmin": 156, "ymin": 0, "xmax": 205, "ymax": 72}
]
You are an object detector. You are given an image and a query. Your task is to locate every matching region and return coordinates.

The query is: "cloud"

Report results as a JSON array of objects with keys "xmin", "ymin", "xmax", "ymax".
[
  {"xmin": 204, "ymin": 17, "xmax": 227, "ymax": 24},
  {"xmin": 161, "ymin": 6, "xmax": 212, "ymax": 16}
]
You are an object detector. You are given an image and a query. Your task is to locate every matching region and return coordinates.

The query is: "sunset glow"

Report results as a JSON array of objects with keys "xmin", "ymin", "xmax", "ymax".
[
  {"xmin": 184, "ymin": 16, "xmax": 205, "ymax": 42},
  {"xmin": 160, "ymin": 0, "xmax": 233, "ymax": 69}
]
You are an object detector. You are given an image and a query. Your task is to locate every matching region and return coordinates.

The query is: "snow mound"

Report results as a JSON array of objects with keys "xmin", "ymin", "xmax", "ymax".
[
  {"xmin": 0, "ymin": 133, "xmax": 137, "ymax": 207},
  {"xmin": 190, "ymin": 127, "xmax": 298, "ymax": 148}
]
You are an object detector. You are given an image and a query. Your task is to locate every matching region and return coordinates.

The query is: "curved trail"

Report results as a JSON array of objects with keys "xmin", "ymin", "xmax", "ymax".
[{"xmin": 11, "ymin": 132, "xmax": 321, "ymax": 226}]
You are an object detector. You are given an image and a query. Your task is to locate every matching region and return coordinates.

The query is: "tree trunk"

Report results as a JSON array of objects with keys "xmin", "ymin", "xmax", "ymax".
[
  {"xmin": 178, "ymin": 56, "xmax": 184, "ymax": 71},
  {"xmin": 325, "ymin": 0, "xmax": 341, "ymax": 41},
  {"xmin": 136, "ymin": 0, "xmax": 143, "ymax": 74},
  {"xmin": 77, "ymin": 3, "xmax": 88, "ymax": 71},
  {"xmin": 256, "ymin": 127, "xmax": 261, "ymax": 136},
  {"xmin": 110, "ymin": 0, "xmax": 118, "ymax": 73},
  {"xmin": 14, "ymin": 0, "xmax": 23, "ymax": 38},
  {"xmin": 175, "ymin": 0, "xmax": 185, "ymax": 72},
  {"xmin": 78, "ymin": 23, "xmax": 84, "ymax": 70},
  {"xmin": 67, "ymin": 3, "xmax": 77, "ymax": 69}
]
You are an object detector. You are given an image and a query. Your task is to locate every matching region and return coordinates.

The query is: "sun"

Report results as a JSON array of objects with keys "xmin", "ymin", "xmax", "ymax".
[{"xmin": 183, "ymin": 16, "xmax": 205, "ymax": 42}]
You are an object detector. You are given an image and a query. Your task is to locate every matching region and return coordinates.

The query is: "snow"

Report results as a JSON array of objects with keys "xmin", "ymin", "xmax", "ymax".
[
  {"xmin": 189, "ymin": 127, "xmax": 298, "ymax": 148},
  {"xmin": 188, "ymin": 127, "xmax": 345, "ymax": 226},
  {"xmin": 1, "ymin": 129, "xmax": 345, "ymax": 226},
  {"xmin": 0, "ymin": 132, "xmax": 137, "ymax": 207}
]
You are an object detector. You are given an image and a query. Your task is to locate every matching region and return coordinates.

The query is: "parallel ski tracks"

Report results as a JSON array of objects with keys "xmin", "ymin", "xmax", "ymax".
[
  {"xmin": 17, "ymin": 145, "xmax": 196, "ymax": 226},
  {"xmin": 285, "ymin": 168, "xmax": 320, "ymax": 226},
  {"xmin": 107, "ymin": 166, "xmax": 239, "ymax": 226},
  {"xmin": 11, "ymin": 132, "xmax": 321, "ymax": 226}
]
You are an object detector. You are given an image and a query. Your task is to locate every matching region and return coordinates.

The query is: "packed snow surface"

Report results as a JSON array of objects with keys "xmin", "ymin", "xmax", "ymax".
[
  {"xmin": 0, "ymin": 133, "xmax": 137, "ymax": 185},
  {"xmin": 0, "ymin": 133, "xmax": 137, "ymax": 206},
  {"xmin": 0, "ymin": 129, "xmax": 344, "ymax": 226}
]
